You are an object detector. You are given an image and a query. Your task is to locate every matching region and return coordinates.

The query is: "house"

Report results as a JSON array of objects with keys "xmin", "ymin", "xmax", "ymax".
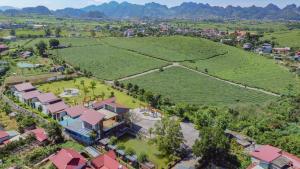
[
  {"xmin": 261, "ymin": 43, "xmax": 273, "ymax": 54},
  {"xmin": 28, "ymin": 128, "xmax": 48, "ymax": 144},
  {"xmin": 60, "ymin": 99, "xmax": 128, "ymax": 145},
  {"xmin": 0, "ymin": 130, "xmax": 9, "ymax": 144},
  {"xmin": 45, "ymin": 101, "xmax": 69, "ymax": 120},
  {"xmin": 2, "ymin": 36, "xmax": 16, "ymax": 42},
  {"xmin": 20, "ymin": 51, "xmax": 33, "ymax": 59},
  {"xmin": 273, "ymin": 47, "xmax": 291, "ymax": 55},
  {"xmin": 123, "ymin": 29, "xmax": 135, "ymax": 38},
  {"xmin": 11, "ymin": 83, "xmax": 36, "ymax": 102},
  {"xmin": 243, "ymin": 43, "xmax": 253, "ymax": 50},
  {"xmin": 50, "ymin": 148, "xmax": 87, "ymax": 169},
  {"xmin": 50, "ymin": 66, "xmax": 65, "ymax": 72},
  {"xmin": 248, "ymin": 145, "xmax": 300, "ymax": 169},
  {"xmin": 92, "ymin": 97, "xmax": 116, "ymax": 110},
  {"xmin": 0, "ymin": 44, "xmax": 9, "ymax": 53},
  {"xmin": 21, "ymin": 90, "xmax": 41, "ymax": 105},
  {"xmin": 33, "ymin": 92, "xmax": 61, "ymax": 113},
  {"xmin": 91, "ymin": 150, "xmax": 128, "ymax": 169},
  {"xmin": 225, "ymin": 129, "xmax": 254, "ymax": 148}
]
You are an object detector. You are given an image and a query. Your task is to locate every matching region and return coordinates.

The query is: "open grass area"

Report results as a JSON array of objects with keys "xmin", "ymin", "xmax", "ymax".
[
  {"xmin": 182, "ymin": 45, "xmax": 300, "ymax": 94},
  {"xmin": 125, "ymin": 67, "xmax": 276, "ymax": 105},
  {"xmin": 38, "ymin": 77, "xmax": 144, "ymax": 108},
  {"xmin": 55, "ymin": 44, "xmax": 168, "ymax": 80},
  {"xmin": 0, "ymin": 110, "xmax": 18, "ymax": 131},
  {"xmin": 59, "ymin": 140, "xmax": 85, "ymax": 152},
  {"xmin": 118, "ymin": 135, "xmax": 169, "ymax": 169},
  {"xmin": 103, "ymin": 36, "xmax": 227, "ymax": 62},
  {"xmin": 263, "ymin": 30, "xmax": 300, "ymax": 48}
]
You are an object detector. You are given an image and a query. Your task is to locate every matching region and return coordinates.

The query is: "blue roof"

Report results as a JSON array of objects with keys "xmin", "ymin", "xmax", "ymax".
[{"xmin": 60, "ymin": 117, "xmax": 92, "ymax": 137}]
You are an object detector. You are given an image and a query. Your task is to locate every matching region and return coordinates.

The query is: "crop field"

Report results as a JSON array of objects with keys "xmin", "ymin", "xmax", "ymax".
[
  {"xmin": 182, "ymin": 45, "xmax": 300, "ymax": 94},
  {"xmin": 103, "ymin": 36, "xmax": 227, "ymax": 61},
  {"xmin": 263, "ymin": 30, "xmax": 300, "ymax": 48},
  {"xmin": 56, "ymin": 44, "xmax": 168, "ymax": 80},
  {"xmin": 124, "ymin": 67, "xmax": 276, "ymax": 105}
]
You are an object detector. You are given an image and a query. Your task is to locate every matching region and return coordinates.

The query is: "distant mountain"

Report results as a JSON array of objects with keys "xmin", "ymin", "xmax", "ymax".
[
  {"xmin": 2, "ymin": 2, "xmax": 300, "ymax": 20},
  {"xmin": 82, "ymin": 1, "xmax": 300, "ymax": 20},
  {"xmin": 0, "ymin": 6, "xmax": 17, "ymax": 11}
]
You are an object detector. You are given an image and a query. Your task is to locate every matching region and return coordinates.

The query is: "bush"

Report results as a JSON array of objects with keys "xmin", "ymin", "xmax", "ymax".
[
  {"xmin": 109, "ymin": 136, "xmax": 117, "ymax": 145},
  {"xmin": 125, "ymin": 147, "xmax": 135, "ymax": 156},
  {"xmin": 117, "ymin": 143, "xmax": 125, "ymax": 150},
  {"xmin": 138, "ymin": 152, "xmax": 148, "ymax": 163}
]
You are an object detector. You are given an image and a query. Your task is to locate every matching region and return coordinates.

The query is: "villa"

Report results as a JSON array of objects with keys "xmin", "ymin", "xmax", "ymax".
[
  {"xmin": 11, "ymin": 83, "xmax": 37, "ymax": 102},
  {"xmin": 248, "ymin": 145, "xmax": 300, "ymax": 169},
  {"xmin": 91, "ymin": 150, "xmax": 128, "ymax": 169},
  {"xmin": 50, "ymin": 148, "xmax": 87, "ymax": 169},
  {"xmin": 60, "ymin": 99, "xmax": 129, "ymax": 145}
]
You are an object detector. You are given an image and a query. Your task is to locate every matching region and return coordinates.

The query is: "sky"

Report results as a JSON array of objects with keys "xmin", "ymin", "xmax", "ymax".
[{"xmin": 1, "ymin": 0, "xmax": 300, "ymax": 10}]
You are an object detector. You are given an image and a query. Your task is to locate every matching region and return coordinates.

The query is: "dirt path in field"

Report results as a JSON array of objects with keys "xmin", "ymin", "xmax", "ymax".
[
  {"xmin": 177, "ymin": 64, "xmax": 280, "ymax": 97},
  {"xmin": 116, "ymin": 61, "xmax": 280, "ymax": 97}
]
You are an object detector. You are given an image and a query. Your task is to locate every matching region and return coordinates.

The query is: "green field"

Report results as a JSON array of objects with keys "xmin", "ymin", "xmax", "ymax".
[
  {"xmin": 56, "ymin": 44, "xmax": 168, "ymax": 80},
  {"xmin": 263, "ymin": 30, "xmax": 300, "ymax": 48},
  {"xmin": 103, "ymin": 36, "xmax": 227, "ymax": 61},
  {"xmin": 124, "ymin": 67, "xmax": 275, "ymax": 105}
]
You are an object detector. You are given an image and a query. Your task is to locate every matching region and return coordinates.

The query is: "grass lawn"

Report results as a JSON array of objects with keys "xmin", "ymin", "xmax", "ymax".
[
  {"xmin": 55, "ymin": 44, "xmax": 168, "ymax": 80},
  {"xmin": 103, "ymin": 36, "xmax": 227, "ymax": 62},
  {"xmin": 125, "ymin": 67, "xmax": 276, "ymax": 105},
  {"xmin": 0, "ymin": 111, "xmax": 18, "ymax": 131},
  {"xmin": 38, "ymin": 77, "xmax": 144, "ymax": 108},
  {"xmin": 59, "ymin": 140, "xmax": 85, "ymax": 152},
  {"xmin": 118, "ymin": 135, "xmax": 169, "ymax": 169}
]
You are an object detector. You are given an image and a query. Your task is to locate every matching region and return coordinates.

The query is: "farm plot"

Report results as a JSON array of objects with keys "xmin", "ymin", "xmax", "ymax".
[
  {"xmin": 102, "ymin": 36, "xmax": 227, "ymax": 62},
  {"xmin": 182, "ymin": 45, "xmax": 300, "ymax": 94},
  {"xmin": 124, "ymin": 67, "xmax": 275, "ymax": 105},
  {"xmin": 263, "ymin": 30, "xmax": 300, "ymax": 48},
  {"xmin": 56, "ymin": 44, "xmax": 169, "ymax": 80}
]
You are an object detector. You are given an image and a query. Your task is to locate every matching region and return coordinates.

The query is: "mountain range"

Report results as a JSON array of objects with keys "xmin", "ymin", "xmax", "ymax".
[{"xmin": 2, "ymin": 1, "xmax": 300, "ymax": 20}]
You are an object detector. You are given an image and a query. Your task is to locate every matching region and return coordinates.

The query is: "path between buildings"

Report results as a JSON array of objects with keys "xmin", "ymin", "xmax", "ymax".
[{"xmin": 115, "ymin": 62, "xmax": 280, "ymax": 97}]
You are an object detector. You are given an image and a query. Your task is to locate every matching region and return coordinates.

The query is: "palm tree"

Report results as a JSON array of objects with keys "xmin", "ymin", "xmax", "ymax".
[
  {"xmin": 90, "ymin": 81, "xmax": 97, "ymax": 98},
  {"xmin": 148, "ymin": 127, "xmax": 154, "ymax": 138},
  {"xmin": 100, "ymin": 92, "xmax": 105, "ymax": 100},
  {"xmin": 80, "ymin": 80, "xmax": 85, "ymax": 89}
]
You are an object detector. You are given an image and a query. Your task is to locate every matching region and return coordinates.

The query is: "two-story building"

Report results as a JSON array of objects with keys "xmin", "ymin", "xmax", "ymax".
[{"xmin": 11, "ymin": 83, "xmax": 37, "ymax": 103}]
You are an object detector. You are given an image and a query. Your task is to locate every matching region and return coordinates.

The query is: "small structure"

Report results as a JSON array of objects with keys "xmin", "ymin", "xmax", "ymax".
[
  {"xmin": 50, "ymin": 148, "xmax": 87, "ymax": 169},
  {"xmin": 19, "ymin": 51, "xmax": 33, "ymax": 59},
  {"xmin": 11, "ymin": 82, "xmax": 36, "ymax": 102},
  {"xmin": 248, "ymin": 145, "xmax": 300, "ymax": 169},
  {"xmin": 261, "ymin": 43, "xmax": 273, "ymax": 54},
  {"xmin": 59, "ymin": 88, "xmax": 79, "ymax": 98},
  {"xmin": 2, "ymin": 36, "xmax": 16, "ymax": 42},
  {"xmin": 28, "ymin": 128, "xmax": 48, "ymax": 144},
  {"xmin": 91, "ymin": 150, "xmax": 128, "ymax": 169},
  {"xmin": 124, "ymin": 29, "xmax": 135, "ymax": 37},
  {"xmin": 51, "ymin": 66, "xmax": 65, "ymax": 72},
  {"xmin": 273, "ymin": 47, "xmax": 291, "ymax": 55},
  {"xmin": 225, "ymin": 129, "xmax": 254, "ymax": 148},
  {"xmin": 0, "ymin": 130, "xmax": 9, "ymax": 144},
  {"xmin": 243, "ymin": 43, "xmax": 253, "ymax": 50},
  {"xmin": 0, "ymin": 44, "xmax": 9, "ymax": 53},
  {"xmin": 84, "ymin": 146, "xmax": 100, "ymax": 158}
]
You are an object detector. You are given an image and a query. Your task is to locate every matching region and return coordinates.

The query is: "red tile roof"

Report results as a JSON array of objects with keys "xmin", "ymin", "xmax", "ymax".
[
  {"xmin": 0, "ymin": 130, "xmax": 9, "ymax": 139},
  {"xmin": 22, "ymin": 90, "xmax": 41, "ymax": 100},
  {"xmin": 250, "ymin": 145, "xmax": 282, "ymax": 163},
  {"xmin": 37, "ymin": 93, "xmax": 60, "ymax": 103},
  {"xmin": 0, "ymin": 44, "xmax": 8, "ymax": 49},
  {"xmin": 50, "ymin": 148, "xmax": 87, "ymax": 169},
  {"xmin": 80, "ymin": 109, "xmax": 105, "ymax": 125},
  {"xmin": 92, "ymin": 97, "xmax": 116, "ymax": 109},
  {"xmin": 46, "ymin": 101, "xmax": 69, "ymax": 114},
  {"xmin": 91, "ymin": 151, "xmax": 127, "ymax": 169},
  {"xmin": 29, "ymin": 128, "xmax": 48, "ymax": 142},
  {"xmin": 65, "ymin": 105, "xmax": 89, "ymax": 118},
  {"xmin": 14, "ymin": 83, "xmax": 35, "ymax": 92}
]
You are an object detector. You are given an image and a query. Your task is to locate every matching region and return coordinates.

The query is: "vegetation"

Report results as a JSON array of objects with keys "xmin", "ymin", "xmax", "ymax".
[
  {"xmin": 263, "ymin": 30, "xmax": 300, "ymax": 48},
  {"xmin": 124, "ymin": 67, "xmax": 275, "ymax": 105}
]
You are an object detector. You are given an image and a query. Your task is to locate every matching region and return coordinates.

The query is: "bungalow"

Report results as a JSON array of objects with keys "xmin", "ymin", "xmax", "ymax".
[
  {"xmin": 50, "ymin": 148, "xmax": 87, "ymax": 169},
  {"xmin": 0, "ymin": 44, "xmax": 9, "ymax": 53},
  {"xmin": 248, "ymin": 145, "xmax": 300, "ymax": 169},
  {"xmin": 3, "ymin": 36, "xmax": 16, "ymax": 42},
  {"xmin": 19, "ymin": 51, "xmax": 33, "ymax": 59},
  {"xmin": 27, "ymin": 128, "xmax": 48, "ymax": 145},
  {"xmin": 243, "ymin": 43, "xmax": 253, "ymax": 51},
  {"xmin": 45, "ymin": 101, "xmax": 69, "ymax": 120},
  {"xmin": 92, "ymin": 97, "xmax": 116, "ymax": 110},
  {"xmin": 261, "ymin": 43, "xmax": 273, "ymax": 54},
  {"xmin": 91, "ymin": 150, "xmax": 128, "ymax": 169},
  {"xmin": 273, "ymin": 47, "xmax": 291, "ymax": 55},
  {"xmin": 65, "ymin": 105, "xmax": 89, "ymax": 119},
  {"xmin": 11, "ymin": 83, "xmax": 36, "ymax": 102},
  {"xmin": 33, "ymin": 93, "xmax": 61, "ymax": 113},
  {"xmin": 21, "ymin": 90, "xmax": 41, "ymax": 106},
  {"xmin": 0, "ymin": 130, "xmax": 9, "ymax": 144}
]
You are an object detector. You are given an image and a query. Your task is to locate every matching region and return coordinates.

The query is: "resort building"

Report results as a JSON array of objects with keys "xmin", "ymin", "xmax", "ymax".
[
  {"xmin": 91, "ymin": 150, "xmax": 128, "ymax": 169},
  {"xmin": 50, "ymin": 148, "xmax": 87, "ymax": 169},
  {"xmin": 11, "ymin": 83, "xmax": 37, "ymax": 102}
]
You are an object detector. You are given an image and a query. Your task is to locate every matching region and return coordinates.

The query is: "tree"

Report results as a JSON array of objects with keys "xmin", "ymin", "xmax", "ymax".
[
  {"xmin": 44, "ymin": 28, "xmax": 52, "ymax": 37},
  {"xmin": 35, "ymin": 41, "xmax": 47, "ymax": 56},
  {"xmin": 100, "ymin": 92, "xmax": 105, "ymax": 100},
  {"xmin": 90, "ymin": 81, "xmax": 97, "ymax": 97},
  {"xmin": 10, "ymin": 29, "xmax": 16, "ymax": 36},
  {"xmin": 192, "ymin": 127, "xmax": 239, "ymax": 168},
  {"xmin": 55, "ymin": 27, "xmax": 62, "ymax": 37},
  {"xmin": 83, "ymin": 87, "xmax": 90, "ymax": 97},
  {"xmin": 138, "ymin": 152, "xmax": 148, "ymax": 163},
  {"xmin": 46, "ymin": 122, "xmax": 64, "ymax": 144},
  {"xmin": 49, "ymin": 39, "xmax": 60, "ymax": 49},
  {"xmin": 80, "ymin": 80, "xmax": 85, "ymax": 88},
  {"xmin": 154, "ymin": 117, "xmax": 184, "ymax": 156},
  {"xmin": 90, "ymin": 30, "xmax": 96, "ymax": 37}
]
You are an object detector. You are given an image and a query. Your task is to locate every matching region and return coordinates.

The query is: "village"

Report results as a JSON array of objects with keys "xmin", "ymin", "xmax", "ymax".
[{"xmin": 0, "ymin": 10, "xmax": 300, "ymax": 169}]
